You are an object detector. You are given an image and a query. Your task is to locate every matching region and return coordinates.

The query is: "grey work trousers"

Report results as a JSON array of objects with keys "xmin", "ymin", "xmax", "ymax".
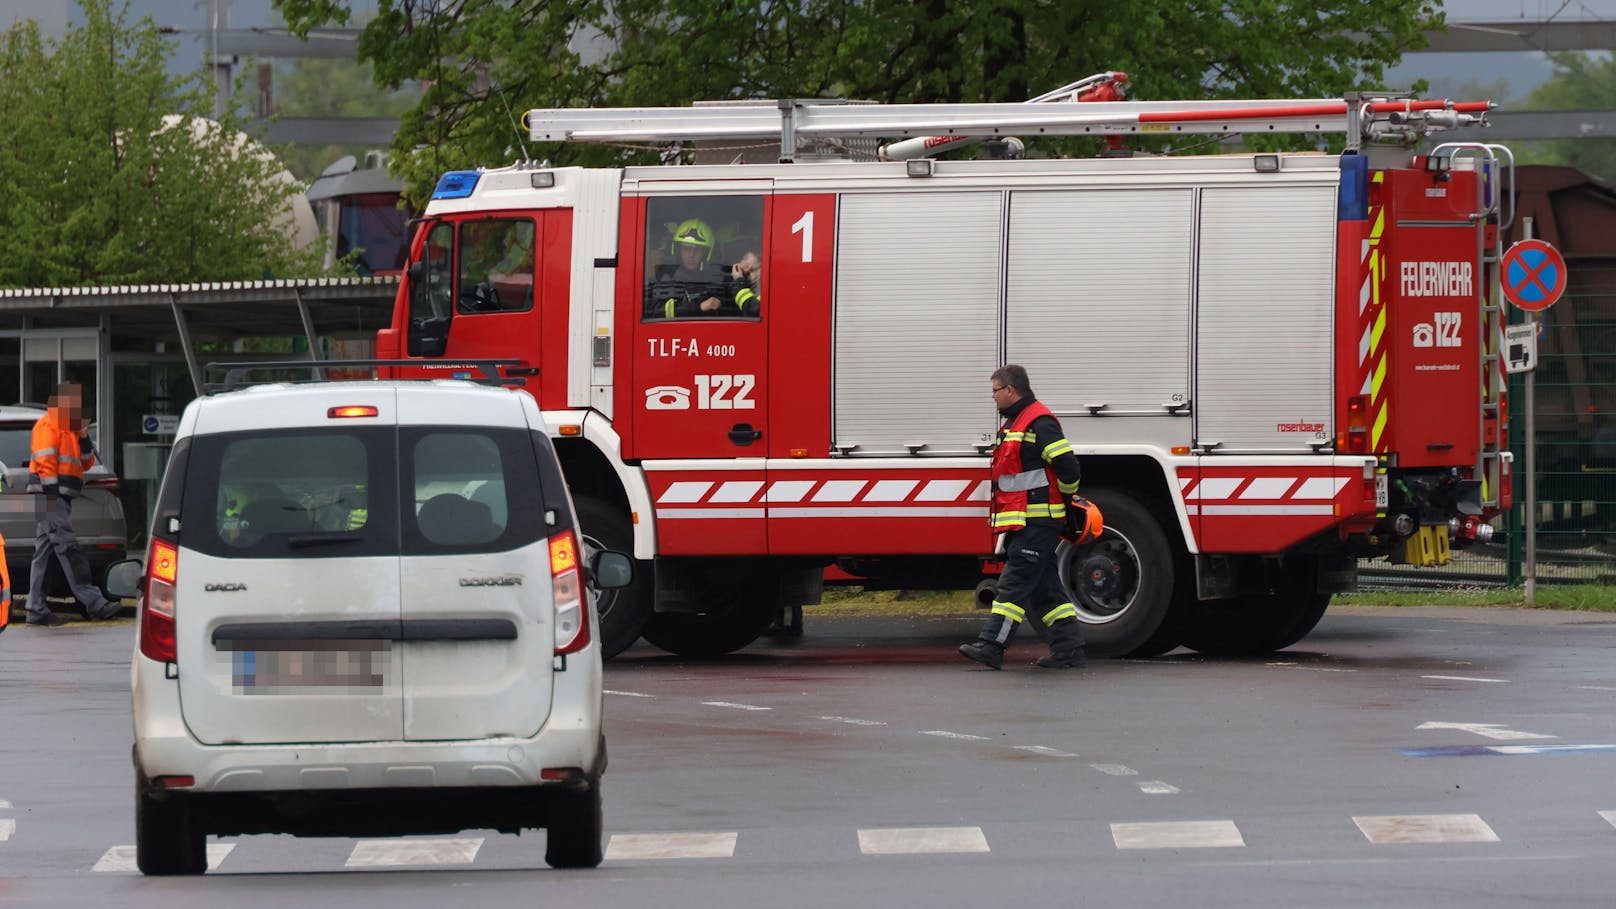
[{"xmin": 26, "ymin": 496, "xmax": 112, "ymax": 620}]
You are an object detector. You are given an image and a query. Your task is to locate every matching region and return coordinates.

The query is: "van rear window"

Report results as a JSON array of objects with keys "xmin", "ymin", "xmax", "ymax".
[{"xmin": 179, "ymin": 426, "xmax": 548, "ymax": 559}]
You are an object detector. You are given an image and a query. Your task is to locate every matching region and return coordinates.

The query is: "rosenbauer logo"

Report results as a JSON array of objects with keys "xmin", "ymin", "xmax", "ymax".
[{"xmin": 1276, "ymin": 421, "xmax": 1325, "ymax": 433}]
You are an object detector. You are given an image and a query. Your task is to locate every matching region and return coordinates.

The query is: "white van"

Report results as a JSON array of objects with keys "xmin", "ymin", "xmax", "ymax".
[{"xmin": 114, "ymin": 375, "xmax": 631, "ymax": 875}]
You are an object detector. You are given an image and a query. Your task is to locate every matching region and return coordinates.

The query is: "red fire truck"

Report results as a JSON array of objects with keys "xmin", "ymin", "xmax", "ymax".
[{"xmin": 375, "ymin": 90, "xmax": 1513, "ymax": 661}]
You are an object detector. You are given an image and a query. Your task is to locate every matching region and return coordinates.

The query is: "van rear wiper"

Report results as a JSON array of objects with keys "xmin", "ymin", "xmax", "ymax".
[{"xmin": 287, "ymin": 532, "xmax": 364, "ymax": 548}]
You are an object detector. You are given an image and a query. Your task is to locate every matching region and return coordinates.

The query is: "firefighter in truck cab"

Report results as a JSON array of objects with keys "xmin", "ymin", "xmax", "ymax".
[{"xmin": 960, "ymin": 365, "xmax": 1098, "ymax": 670}]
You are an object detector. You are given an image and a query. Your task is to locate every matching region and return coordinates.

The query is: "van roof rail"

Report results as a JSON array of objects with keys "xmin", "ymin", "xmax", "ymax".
[{"xmin": 203, "ymin": 359, "xmax": 524, "ymax": 394}]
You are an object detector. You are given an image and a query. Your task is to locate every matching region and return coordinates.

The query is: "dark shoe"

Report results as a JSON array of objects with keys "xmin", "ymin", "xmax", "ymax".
[
  {"xmin": 1036, "ymin": 647, "xmax": 1088, "ymax": 669},
  {"xmin": 89, "ymin": 602, "xmax": 123, "ymax": 620},
  {"xmin": 27, "ymin": 613, "xmax": 68, "ymax": 627},
  {"xmin": 958, "ymin": 640, "xmax": 1005, "ymax": 669}
]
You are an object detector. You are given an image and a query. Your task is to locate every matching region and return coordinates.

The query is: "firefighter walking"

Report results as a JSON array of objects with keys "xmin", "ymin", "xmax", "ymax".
[{"xmin": 961, "ymin": 365, "xmax": 1089, "ymax": 669}]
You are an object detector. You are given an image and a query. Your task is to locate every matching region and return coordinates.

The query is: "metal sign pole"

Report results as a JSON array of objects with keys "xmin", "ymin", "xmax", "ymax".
[{"xmin": 1521, "ymin": 217, "xmax": 1537, "ymax": 605}]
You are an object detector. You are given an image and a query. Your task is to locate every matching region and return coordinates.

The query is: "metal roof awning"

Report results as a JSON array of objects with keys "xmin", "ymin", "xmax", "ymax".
[{"xmin": 0, "ymin": 277, "xmax": 399, "ymax": 342}]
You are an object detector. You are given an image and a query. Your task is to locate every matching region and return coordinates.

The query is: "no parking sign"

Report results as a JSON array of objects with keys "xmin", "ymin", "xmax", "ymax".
[{"xmin": 1500, "ymin": 239, "xmax": 1566, "ymax": 312}]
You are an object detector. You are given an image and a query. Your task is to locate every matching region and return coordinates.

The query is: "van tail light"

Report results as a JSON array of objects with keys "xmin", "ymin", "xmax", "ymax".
[
  {"xmin": 139, "ymin": 538, "xmax": 178, "ymax": 663},
  {"xmin": 1341, "ymin": 395, "xmax": 1370, "ymax": 454},
  {"xmin": 550, "ymin": 530, "xmax": 591, "ymax": 655}
]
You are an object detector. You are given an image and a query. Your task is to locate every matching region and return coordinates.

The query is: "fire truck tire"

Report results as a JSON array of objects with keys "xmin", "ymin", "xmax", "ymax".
[
  {"xmin": 575, "ymin": 496, "xmax": 651, "ymax": 660},
  {"xmin": 1181, "ymin": 559, "xmax": 1324, "ymax": 656},
  {"xmin": 1120, "ymin": 577, "xmax": 1197, "ymax": 658},
  {"xmin": 1276, "ymin": 593, "xmax": 1332, "ymax": 649},
  {"xmin": 1058, "ymin": 489, "xmax": 1175, "ymax": 658},
  {"xmin": 641, "ymin": 589, "xmax": 775, "ymax": 658}
]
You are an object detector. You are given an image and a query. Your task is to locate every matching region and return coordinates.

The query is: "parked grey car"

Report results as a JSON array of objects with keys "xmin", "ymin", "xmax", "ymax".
[{"xmin": 0, "ymin": 404, "xmax": 128, "ymax": 599}]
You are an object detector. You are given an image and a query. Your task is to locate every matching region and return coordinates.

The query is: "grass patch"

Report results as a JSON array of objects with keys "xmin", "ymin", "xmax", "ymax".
[
  {"xmin": 812, "ymin": 584, "xmax": 1616, "ymax": 616},
  {"xmin": 811, "ymin": 587, "xmax": 979, "ymax": 617},
  {"xmin": 1338, "ymin": 585, "xmax": 1616, "ymax": 611}
]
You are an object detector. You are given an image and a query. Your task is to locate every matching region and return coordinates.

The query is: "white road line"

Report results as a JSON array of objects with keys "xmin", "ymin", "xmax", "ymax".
[
  {"xmin": 0, "ymin": 819, "xmax": 13, "ymax": 841},
  {"xmin": 93, "ymin": 844, "xmax": 235, "ymax": 872},
  {"xmin": 1089, "ymin": 763, "xmax": 1138, "ymax": 776},
  {"xmin": 819, "ymin": 715, "xmax": 888, "ymax": 726},
  {"xmin": 1353, "ymin": 814, "xmax": 1499, "ymax": 845},
  {"xmin": 1417, "ymin": 721, "xmax": 1555, "ymax": 741},
  {"xmin": 1267, "ymin": 662, "xmax": 1356, "ymax": 673},
  {"xmin": 1577, "ymin": 685, "xmax": 1616, "ymax": 692},
  {"xmin": 858, "ymin": 826, "xmax": 990, "ymax": 855},
  {"xmin": 604, "ymin": 689, "xmax": 655, "ymax": 698},
  {"xmin": 0, "ymin": 800, "xmax": 10, "ymax": 810},
  {"xmin": 346, "ymin": 837, "xmax": 483, "ymax": 867},
  {"xmin": 920, "ymin": 730, "xmax": 991, "ymax": 742},
  {"xmin": 1138, "ymin": 781, "xmax": 1181, "ymax": 795},
  {"xmin": 702, "ymin": 701, "xmax": 771, "ymax": 711},
  {"xmin": 1014, "ymin": 745, "xmax": 1077, "ymax": 758},
  {"xmin": 1112, "ymin": 820, "xmax": 1244, "ymax": 849},
  {"xmin": 1598, "ymin": 810, "xmax": 1616, "ymax": 830},
  {"xmin": 606, "ymin": 832, "xmax": 737, "ymax": 860},
  {"xmin": 1421, "ymin": 675, "xmax": 1509, "ymax": 683}
]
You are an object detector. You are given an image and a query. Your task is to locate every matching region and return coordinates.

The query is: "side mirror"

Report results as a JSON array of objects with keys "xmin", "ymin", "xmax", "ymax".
[
  {"xmin": 587, "ymin": 550, "xmax": 634, "ymax": 590},
  {"xmin": 105, "ymin": 558, "xmax": 145, "ymax": 599}
]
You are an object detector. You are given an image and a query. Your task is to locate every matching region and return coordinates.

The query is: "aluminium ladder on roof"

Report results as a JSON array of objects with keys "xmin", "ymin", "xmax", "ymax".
[{"xmin": 525, "ymin": 96, "xmax": 1494, "ymax": 160}]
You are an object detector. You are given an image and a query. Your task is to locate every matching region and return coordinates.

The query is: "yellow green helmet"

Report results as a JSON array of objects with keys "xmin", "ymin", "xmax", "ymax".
[{"xmin": 670, "ymin": 218, "xmax": 715, "ymax": 264}]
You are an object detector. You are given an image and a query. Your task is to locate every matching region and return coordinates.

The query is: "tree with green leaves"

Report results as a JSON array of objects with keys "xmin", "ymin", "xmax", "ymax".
[
  {"xmin": 1517, "ymin": 52, "xmax": 1616, "ymax": 185},
  {"xmin": 0, "ymin": 0, "xmax": 324, "ymax": 288},
  {"xmin": 277, "ymin": 0, "xmax": 1443, "ymax": 205}
]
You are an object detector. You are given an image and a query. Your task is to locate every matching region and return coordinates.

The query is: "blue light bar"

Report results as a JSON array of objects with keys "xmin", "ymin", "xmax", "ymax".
[{"xmin": 432, "ymin": 171, "xmax": 481, "ymax": 200}]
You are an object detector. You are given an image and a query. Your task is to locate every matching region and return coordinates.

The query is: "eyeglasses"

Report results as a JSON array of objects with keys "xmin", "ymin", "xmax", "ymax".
[{"xmin": 990, "ymin": 385, "xmax": 1007, "ymax": 396}]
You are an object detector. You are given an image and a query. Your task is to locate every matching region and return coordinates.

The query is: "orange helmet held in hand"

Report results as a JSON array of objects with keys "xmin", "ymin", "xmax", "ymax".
[{"xmin": 1062, "ymin": 495, "xmax": 1104, "ymax": 546}]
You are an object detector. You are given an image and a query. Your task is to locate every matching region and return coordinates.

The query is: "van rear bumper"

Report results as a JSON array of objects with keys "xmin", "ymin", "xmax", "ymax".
[{"xmin": 131, "ymin": 650, "xmax": 604, "ymax": 794}]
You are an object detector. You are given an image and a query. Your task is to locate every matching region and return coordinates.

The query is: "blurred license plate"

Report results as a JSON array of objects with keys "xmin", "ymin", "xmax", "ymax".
[{"xmin": 227, "ymin": 641, "xmax": 390, "ymax": 694}]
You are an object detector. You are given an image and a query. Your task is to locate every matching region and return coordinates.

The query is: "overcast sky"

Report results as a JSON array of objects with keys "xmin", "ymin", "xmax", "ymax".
[{"xmin": 0, "ymin": 0, "xmax": 1608, "ymax": 105}]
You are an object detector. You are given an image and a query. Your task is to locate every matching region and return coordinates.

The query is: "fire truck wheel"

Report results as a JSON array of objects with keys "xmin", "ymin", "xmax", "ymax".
[
  {"xmin": 1276, "ymin": 593, "xmax": 1332, "ymax": 649},
  {"xmin": 1119, "ymin": 571, "xmax": 1198, "ymax": 658},
  {"xmin": 1181, "ymin": 558, "xmax": 1324, "ymax": 656},
  {"xmin": 575, "ymin": 496, "xmax": 652, "ymax": 660},
  {"xmin": 640, "ymin": 589, "xmax": 775, "ymax": 658},
  {"xmin": 1057, "ymin": 489, "xmax": 1174, "ymax": 658}
]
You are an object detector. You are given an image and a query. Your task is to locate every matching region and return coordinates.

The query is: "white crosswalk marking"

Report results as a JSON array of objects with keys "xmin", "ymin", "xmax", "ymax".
[
  {"xmin": 606, "ymin": 832, "xmax": 737, "ymax": 860},
  {"xmin": 1089, "ymin": 763, "xmax": 1138, "ymax": 776},
  {"xmin": 1112, "ymin": 820, "xmax": 1245, "ymax": 849},
  {"xmin": 920, "ymin": 730, "xmax": 991, "ymax": 741},
  {"xmin": 858, "ymin": 826, "xmax": 989, "ymax": 855},
  {"xmin": 345, "ymin": 837, "xmax": 483, "ymax": 867},
  {"xmin": 1353, "ymin": 814, "xmax": 1499, "ymax": 844},
  {"xmin": 0, "ymin": 819, "xmax": 13, "ymax": 841},
  {"xmin": 1600, "ymin": 810, "xmax": 1616, "ymax": 830},
  {"xmin": 92, "ymin": 844, "xmax": 235, "ymax": 872},
  {"xmin": 1138, "ymin": 781, "xmax": 1181, "ymax": 794},
  {"xmin": 702, "ymin": 701, "xmax": 771, "ymax": 711},
  {"xmin": 1014, "ymin": 745, "xmax": 1076, "ymax": 757},
  {"xmin": 819, "ymin": 715, "xmax": 888, "ymax": 726}
]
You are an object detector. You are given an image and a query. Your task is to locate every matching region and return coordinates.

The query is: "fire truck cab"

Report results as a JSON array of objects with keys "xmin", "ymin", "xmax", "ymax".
[{"xmin": 377, "ymin": 92, "xmax": 1513, "ymax": 661}]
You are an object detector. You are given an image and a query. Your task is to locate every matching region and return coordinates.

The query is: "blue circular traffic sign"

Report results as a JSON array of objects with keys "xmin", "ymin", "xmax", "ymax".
[
  {"xmin": 1501, "ymin": 239, "xmax": 1566, "ymax": 312},
  {"xmin": 141, "ymin": 415, "xmax": 159, "ymax": 433}
]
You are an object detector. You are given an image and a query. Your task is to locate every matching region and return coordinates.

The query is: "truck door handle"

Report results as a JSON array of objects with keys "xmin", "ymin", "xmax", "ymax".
[{"xmin": 728, "ymin": 423, "xmax": 762, "ymax": 446}]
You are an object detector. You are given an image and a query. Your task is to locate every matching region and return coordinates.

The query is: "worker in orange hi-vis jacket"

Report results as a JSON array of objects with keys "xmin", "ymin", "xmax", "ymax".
[{"xmin": 0, "ymin": 530, "xmax": 11, "ymax": 634}]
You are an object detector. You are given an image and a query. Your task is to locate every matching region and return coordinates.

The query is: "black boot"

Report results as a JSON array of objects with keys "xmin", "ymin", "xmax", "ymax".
[
  {"xmin": 958, "ymin": 639, "xmax": 1005, "ymax": 669},
  {"xmin": 1037, "ymin": 617, "xmax": 1088, "ymax": 668},
  {"xmin": 1035, "ymin": 647, "xmax": 1087, "ymax": 668}
]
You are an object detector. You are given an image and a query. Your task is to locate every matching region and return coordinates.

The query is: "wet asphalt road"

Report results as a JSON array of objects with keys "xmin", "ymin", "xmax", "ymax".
[{"xmin": 2, "ymin": 604, "xmax": 1616, "ymax": 907}]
